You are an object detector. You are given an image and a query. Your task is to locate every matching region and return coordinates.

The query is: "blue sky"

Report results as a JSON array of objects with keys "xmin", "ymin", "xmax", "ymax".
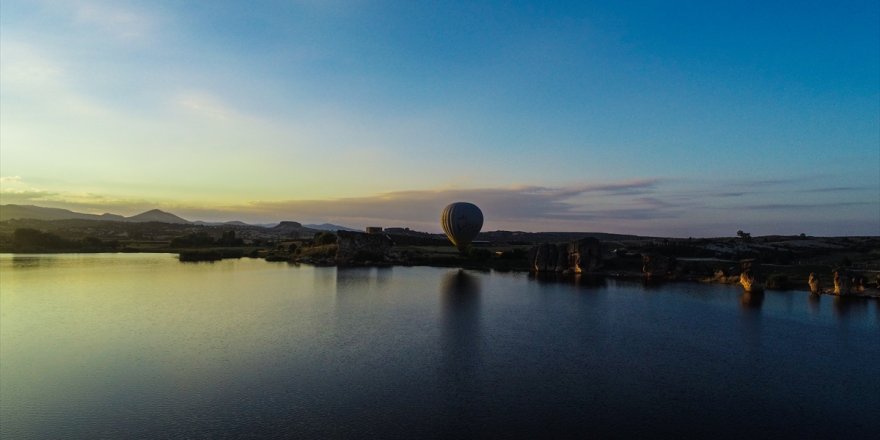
[{"xmin": 1, "ymin": 0, "xmax": 878, "ymax": 236}]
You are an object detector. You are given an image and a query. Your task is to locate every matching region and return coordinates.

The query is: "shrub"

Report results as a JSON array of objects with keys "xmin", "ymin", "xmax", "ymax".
[
  {"xmin": 765, "ymin": 273, "xmax": 791, "ymax": 290},
  {"xmin": 467, "ymin": 248, "xmax": 492, "ymax": 261},
  {"xmin": 13, "ymin": 228, "xmax": 75, "ymax": 251},
  {"xmin": 314, "ymin": 232, "xmax": 337, "ymax": 245}
]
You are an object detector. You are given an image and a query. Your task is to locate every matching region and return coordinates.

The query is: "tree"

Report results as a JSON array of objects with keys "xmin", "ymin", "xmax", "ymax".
[
  {"xmin": 13, "ymin": 228, "xmax": 74, "ymax": 250},
  {"xmin": 314, "ymin": 232, "xmax": 337, "ymax": 245},
  {"xmin": 736, "ymin": 230, "xmax": 751, "ymax": 241}
]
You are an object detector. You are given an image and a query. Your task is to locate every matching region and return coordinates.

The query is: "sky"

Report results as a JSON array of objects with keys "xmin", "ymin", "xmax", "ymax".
[{"xmin": 1, "ymin": 0, "xmax": 878, "ymax": 236}]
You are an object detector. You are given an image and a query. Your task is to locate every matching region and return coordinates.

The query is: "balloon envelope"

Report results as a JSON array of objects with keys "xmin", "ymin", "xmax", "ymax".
[{"xmin": 441, "ymin": 202, "xmax": 484, "ymax": 251}]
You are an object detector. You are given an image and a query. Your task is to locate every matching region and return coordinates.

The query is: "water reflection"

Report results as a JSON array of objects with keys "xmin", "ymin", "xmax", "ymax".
[
  {"xmin": 335, "ymin": 267, "xmax": 372, "ymax": 291},
  {"xmin": 439, "ymin": 270, "xmax": 482, "ymax": 436},
  {"xmin": 10, "ymin": 255, "xmax": 58, "ymax": 269},
  {"xmin": 528, "ymin": 272, "xmax": 606, "ymax": 290},
  {"xmin": 739, "ymin": 291, "xmax": 764, "ymax": 310},
  {"xmin": 807, "ymin": 293, "xmax": 821, "ymax": 315},
  {"xmin": 2, "ymin": 255, "xmax": 879, "ymax": 439},
  {"xmin": 374, "ymin": 266, "xmax": 392, "ymax": 288},
  {"xmin": 833, "ymin": 296, "xmax": 869, "ymax": 319},
  {"xmin": 334, "ymin": 267, "xmax": 393, "ymax": 292},
  {"xmin": 311, "ymin": 266, "xmax": 336, "ymax": 295},
  {"xmin": 737, "ymin": 291, "xmax": 764, "ymax": 352},
  {"xmin": 639, "ymin": 277, "xmax": 666, "ymax": 291}
]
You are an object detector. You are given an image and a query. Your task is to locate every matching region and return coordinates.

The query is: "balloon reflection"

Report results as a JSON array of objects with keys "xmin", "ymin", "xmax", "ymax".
[{"xmin": 439, "ymin": 270, "xmax": 482, "ymax": 434}]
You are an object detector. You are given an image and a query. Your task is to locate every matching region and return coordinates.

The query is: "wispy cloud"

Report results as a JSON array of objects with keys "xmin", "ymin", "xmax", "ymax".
[
  {"xmin": 798, "ymin": 186, "xmax": 871, "ymax": 193},
  {"xmin": 731, "ymin": 202, "xmax": 873, "ymax": 211},
  {"xmin": 2, "ymin": 176, "xmax": 877, "ymax": 236},
  {"xmin": 191, "ymin": 180, "xmax": 676, "ymax": 230},
  {"xmin": 64, "ymin": 0, "xmax": 158, "ymax": 42},
  {"xmin": 730, "ymin": 177, "xmax": 813, "ymax": 188},
  {"xmin": 0, "ymin": 40, "xmax": 114, "ymax": 118},
  {"xmin": 0, "ymin": 176, "xmax": 24, "ymax": 186},
  {"xmin": 174, "ymin": 91, "xmax": 237, "ymax": 121}
]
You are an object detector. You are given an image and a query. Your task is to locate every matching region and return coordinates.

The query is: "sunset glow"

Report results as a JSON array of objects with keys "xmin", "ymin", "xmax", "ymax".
[{"xmin": 2, "ymin": 1, "xmax": 878, "ymax": 235}]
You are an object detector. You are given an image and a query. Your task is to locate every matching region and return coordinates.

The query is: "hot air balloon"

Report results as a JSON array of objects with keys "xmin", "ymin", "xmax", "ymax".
[{"xmin": 441, "ymin": 202, "xmax": 484, "ymax": 252}]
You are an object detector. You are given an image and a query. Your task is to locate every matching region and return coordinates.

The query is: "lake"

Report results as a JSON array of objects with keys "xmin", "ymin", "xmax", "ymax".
[{"xmin": 1, "ymin": 253, "xmax": 878, "ymax": 439}]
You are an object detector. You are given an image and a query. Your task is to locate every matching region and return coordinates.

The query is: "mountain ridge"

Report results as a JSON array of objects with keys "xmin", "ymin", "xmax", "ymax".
[
  {"xmin": 0, "ymin": 204, "xmax": 345, "ymax": 231},
  {"xmin": 304, "ymin": 223, "xmax": 359, "ymax": 232},
  {"xmin": 0, "ymin": 204, "xmax": 193, "ymax": 224}
]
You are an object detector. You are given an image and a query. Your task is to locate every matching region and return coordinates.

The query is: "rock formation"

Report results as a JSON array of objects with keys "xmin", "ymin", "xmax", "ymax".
[
  {"xmin": 808, "ymin": 272, "xmax": 822, "ymax": 295},
  {"xmin": 833, "ymin": 270, "xmax": 850, "ymax": 295},
  {"xmin": 335, "ymin": 231, "xmax": 393, "ymax": 264},
  {"xmin": 852, "ymin": 276, "xmax": 865, "ymax": 293},
  {"xmin": 572, "ymin": 238, "xmax": 602, "ymax": 273},
  {"xmin": 555, "ymin": 244, "xmax": 568, "ymax": 272},
  {"xmin": 528, "ymin": 238, "xmax": 601, "ymax": 273},
  {"xmin": 739, "ymin": 259, "xmax": 763, "ymax": 293}
]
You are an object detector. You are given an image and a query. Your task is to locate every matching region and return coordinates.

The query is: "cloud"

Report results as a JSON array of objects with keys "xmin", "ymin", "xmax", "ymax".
[
  {"xmin": 731, "ymin": 177, "xmax": 811, "ymax": 187},
  {"xmin": 0, "ymin": 177, "xmax": 669, "ymax": 230},
  {"xmin": 0, "ymin": 43, "xmax": 63, "ymax": 89},
  {"xmin": 1, "ymin": 177, "xmax": 877, "ymax": 236},
  {"xmin": 77, "ymin": 4, "xmax": 145, "ymax": 36},
  {"xmin": 174, "ymin": 91, "xmax": 237, "ymax": 121},
  {"xmin": 0, "ymin": 40, "xmax": 115, "ymax": 118},
  {"xmin": 731, "ymin": 202, "xmax": 872, "ymax": 211},
  {"xmin": 0, "ymin": 176, "xmax": 24, "ymax": 186},
  {"xmin": 197, "ymin": 180, "xmax": 672, "ymax": 230},
  {"xmin": 0, "ymin": 177, "xmax": 153, "ymax": 213},
  {"xmin": 0, "ymin": 176, "xmax": 54, "ymax": 198},
  {"xmin": 798, "ymin": 186, "xmax": 871, "ymax": 193},
  {"xmin": 63, "ymin": 0, "xmax": 158, "ymax": 42},
  {"xmin": 0, "ymin": 176, "xmax": 60, "ymax": 204},
  {"xmin": 0, "ymin": 190, "xmax": 61, "ymax": 204}
]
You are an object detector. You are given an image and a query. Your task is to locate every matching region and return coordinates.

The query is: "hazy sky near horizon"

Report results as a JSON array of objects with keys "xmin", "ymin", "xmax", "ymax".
[{"xmin": 1, "ymin": 0, "xmax": 878, "ymax": 236}]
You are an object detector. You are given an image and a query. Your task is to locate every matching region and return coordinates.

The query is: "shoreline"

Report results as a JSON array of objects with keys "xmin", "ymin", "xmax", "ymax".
[{"xmin": 4, "ymin": 250, "xmax": 878, "ymax": 299}]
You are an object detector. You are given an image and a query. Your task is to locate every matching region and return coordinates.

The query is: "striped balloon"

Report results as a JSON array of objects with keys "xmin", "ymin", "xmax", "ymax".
[{"xmin": 441, "ymin": 202, "xmax": 484, "ymax": 252}]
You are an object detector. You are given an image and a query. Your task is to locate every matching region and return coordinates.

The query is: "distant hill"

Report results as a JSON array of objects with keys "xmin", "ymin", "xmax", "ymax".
[
  {"xmin": 223, "ymin": 220, "xmax": 251, "ymax": 226},
  {"xmin": 265, "ymin": 221, "xmax": 321, "ymax": 238},
  {"xmin": 0, "ymin": 204, "xmax": 349, "ymax": 233},
  {"xmin": 1, "ymin": 204, "xmax": 126, "ymax": 222},
  {"xmin": 0, "ymin": 204, "xmax": 190, "ymax": 224},
  {"xmin": 125, "ymin": 209, "xmax": 190, "ymax": 224},
  {"xmin": 305, "ymin": 223, "xmax": 359, "ymax": 232}
]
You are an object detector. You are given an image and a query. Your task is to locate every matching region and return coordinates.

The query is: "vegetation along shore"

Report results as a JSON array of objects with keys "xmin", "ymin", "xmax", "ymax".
[{"xmin": 2, "ymin": 205, "xmax": 878, "ymax": 299}]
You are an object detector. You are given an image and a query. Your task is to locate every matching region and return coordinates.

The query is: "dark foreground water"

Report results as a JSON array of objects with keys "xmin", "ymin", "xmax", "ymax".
[{"xmin": 1, "ymin": 254, "xmax": 878, "ymax": 439}]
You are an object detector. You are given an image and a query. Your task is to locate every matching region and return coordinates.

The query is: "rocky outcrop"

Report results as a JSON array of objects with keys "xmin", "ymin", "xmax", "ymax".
[
  {"xmin": 335, "ymin": 231, "xmax": 393, "ymax": 264},
  {"xmin": 271, "ymin": 221, "xmax": 319, "ymax": 239},
  {"xmin": 852, "ymin": 276, "xmax": 866, "ymax": 293},
  {"xmin": 833, "ymin": 270, "xmax": 850, "ymax": 295},
  {"xmin": 808, "ymin": 272, "xmax": 822, "ymax": 295},
  {"xmin": 528, "ymin": 238, "xmax": 601, "ymax": 273},
  {"xmin": 739, "ymin": 259, "xmax": 763, "ymax": 293},
  {"xmin": 572, "ymin": 238, "xmax": 602, "ymax": 273},
  {"xmin": 535, "ymin": 243, "xmax": 557, "ymax": 272}
]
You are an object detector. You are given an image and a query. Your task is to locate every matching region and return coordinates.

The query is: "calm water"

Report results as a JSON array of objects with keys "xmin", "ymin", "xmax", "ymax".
[{"xmin": 1, "ymin": 254, "xmax": 878, "ymax": 439}]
